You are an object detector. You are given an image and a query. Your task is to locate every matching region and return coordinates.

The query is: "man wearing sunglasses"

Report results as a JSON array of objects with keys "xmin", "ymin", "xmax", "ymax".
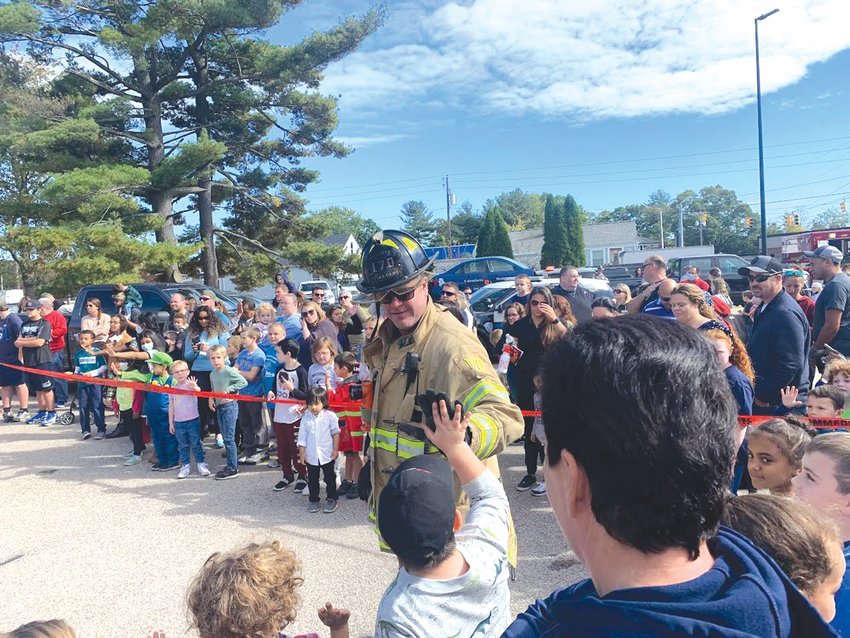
[
  {"xmin": 357, "ymin": 230, "xmax": 523, "ymax": 549},
  {"xmin": 627, "ymin": 255, "xmax": 669, "ymax": 314},
  {"xmin": 738, "ymin": 256, "xmax": 810, "ymax": 415}
]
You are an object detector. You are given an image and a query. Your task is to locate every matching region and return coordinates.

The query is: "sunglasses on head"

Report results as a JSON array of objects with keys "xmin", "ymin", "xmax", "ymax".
[
  {"xmin": 783, "ymin": 269, "xmax": 804, "ymax": 277},
  {"xmin": 377, "ymin": 286, "xmax": 419, "ymax": 304},
  {"xmin": 748, "ymin": 273, "xmax": 775, "ymax": 283}
]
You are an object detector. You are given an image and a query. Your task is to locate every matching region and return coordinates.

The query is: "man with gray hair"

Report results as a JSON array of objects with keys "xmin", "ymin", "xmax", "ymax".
[{"xmin": 40, "ymin": 296, "xmax": 68, "ymax": 408}]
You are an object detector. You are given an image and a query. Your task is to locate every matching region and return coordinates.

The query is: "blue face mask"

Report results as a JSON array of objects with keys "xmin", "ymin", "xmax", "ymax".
[{"xmin": 141, "ymin": 342, "xmax": 154, "ymax": 352}]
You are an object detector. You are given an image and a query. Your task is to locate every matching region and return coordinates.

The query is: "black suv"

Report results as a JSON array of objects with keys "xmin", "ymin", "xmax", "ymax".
[
  {"xmin": 65, "ymin": 283, "xmax": 243, "ymax": 361},
  {"xmin": 666, "ymin": 254, "xmax": 752, "ymax": 304}
]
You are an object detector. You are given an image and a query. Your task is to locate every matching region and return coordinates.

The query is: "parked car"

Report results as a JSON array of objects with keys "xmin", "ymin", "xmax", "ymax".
[
  {"xmin": 66, "ymin": 283, "xmax": 240, "ymax": 363},
  {"xmin": 666, "ymin": 254, "xmax": 753, "ymax": 304},
  {"xmin": 299, "ymin": 280, "xmax": 336, "ymax": 305},
  {"xmin": 470, "ymin": 277, "xmax": 613, "ymax": 333},
  {"xmin": 433, "ymin": 257, "xmax": 535, "ymax": 297}
]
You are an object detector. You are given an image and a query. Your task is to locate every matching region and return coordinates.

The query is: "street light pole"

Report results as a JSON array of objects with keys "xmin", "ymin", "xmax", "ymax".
[{"xmin": 755, "ymin": 8, "xmax": 779, "ymax": 255}]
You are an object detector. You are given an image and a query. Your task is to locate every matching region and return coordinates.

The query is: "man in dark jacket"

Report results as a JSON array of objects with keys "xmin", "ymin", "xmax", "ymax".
[
  {"xmin": 740, "ymin": 256, "xmax": 810, "ymax": 415},
  {"xmin": 551, "ymin": 266, "xmax": 595, "ymax": 323},
  {"xmin": 504, "ymin": 316, "xmax": 834, "ymax": 638}
]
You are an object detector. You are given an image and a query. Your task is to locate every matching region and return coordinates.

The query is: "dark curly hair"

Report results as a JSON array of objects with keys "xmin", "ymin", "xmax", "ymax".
[{"xmin": 188, "ymin": 306, "xmax": 226, "ymax": 337}]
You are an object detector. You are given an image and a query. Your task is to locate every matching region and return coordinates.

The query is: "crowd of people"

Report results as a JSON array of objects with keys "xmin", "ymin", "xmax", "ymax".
[{"xmin": 3, "ymin": 231, "xmax": 850, "ymax": 637}]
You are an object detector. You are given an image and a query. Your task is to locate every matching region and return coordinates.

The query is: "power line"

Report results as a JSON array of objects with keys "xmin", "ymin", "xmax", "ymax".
[{"xmin": 300, "ymin": 133, "xmax": 850, "ymax": 199}]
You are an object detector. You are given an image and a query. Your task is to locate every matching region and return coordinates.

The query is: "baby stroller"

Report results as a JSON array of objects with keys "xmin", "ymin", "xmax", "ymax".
[{"xmin": 57, "ymin": 383, "xmax": 78, "ymax": 425}]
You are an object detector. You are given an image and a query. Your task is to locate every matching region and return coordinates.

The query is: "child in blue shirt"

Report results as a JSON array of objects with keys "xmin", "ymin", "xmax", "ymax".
[
  {"xmin": 72, "ymin": 330, "xmax": 107, "ymax": 440},
  {"xmin": 234, "ymin": 327, "xmax": 267, "ymax": 465}
]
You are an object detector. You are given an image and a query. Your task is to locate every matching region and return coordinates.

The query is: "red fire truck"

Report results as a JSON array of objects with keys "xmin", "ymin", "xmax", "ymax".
[{"xmin": 767, "ymin": 227, "xmax": 850, "ymax": 263}]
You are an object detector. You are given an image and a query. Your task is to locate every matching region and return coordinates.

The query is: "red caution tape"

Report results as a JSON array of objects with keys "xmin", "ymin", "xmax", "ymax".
[
  {"xmin": 6, "ymin": 362, "xmax": 846, "ymax": 430},
  {"xmin": 0, "ymin": 361, "xmax": 361, "ymax": 412}
]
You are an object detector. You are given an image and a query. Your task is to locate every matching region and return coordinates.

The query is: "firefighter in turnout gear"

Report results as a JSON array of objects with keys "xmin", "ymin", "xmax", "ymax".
[{"xmin": 357, "ymin": 230, "xmax": 524, "ymax": 559}]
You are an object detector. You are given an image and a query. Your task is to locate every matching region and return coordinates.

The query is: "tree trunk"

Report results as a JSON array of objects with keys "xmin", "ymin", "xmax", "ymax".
[
  {"xmin": 140, "ymin": 49, "xmax": 182, "ymax": 282},
  {"xmin": 192, "ymin": 49, "xmax": 218, "ymax": 287}
]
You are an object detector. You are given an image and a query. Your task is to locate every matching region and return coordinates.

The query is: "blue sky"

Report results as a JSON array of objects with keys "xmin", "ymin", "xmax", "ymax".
[{"xmin": 267, "ymin": 0, "xmax": 850, "ymax": 234}]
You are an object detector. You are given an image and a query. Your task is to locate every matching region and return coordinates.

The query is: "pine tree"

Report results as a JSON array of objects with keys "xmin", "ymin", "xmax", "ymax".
[
  {"xmin": 490, "ymin": 208, "xmax": 514, "ymax": 258},
  {"xmin": 476, "ymin": 208, "xmax": 496, "ymax": 257},
  {"xmin": 541, "ymin": 194, "xmax": 569, "ymax": 267},
  {"xmin": 400, "ymin": 200, "xmax": 437, "ymax": 245},
  {"xmin": 563, "ymin": 195, "xmax": 585, "ymax": 266}
]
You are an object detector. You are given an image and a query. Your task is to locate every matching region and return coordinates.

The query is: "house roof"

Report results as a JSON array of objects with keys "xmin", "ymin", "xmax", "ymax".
[
  {"xmin": 323, "ymin": 233, "xmax": 354, "ymax": 247},
  {"xmin": 582, "ymin": 221, "xmax": 639, "ymax": 247}
]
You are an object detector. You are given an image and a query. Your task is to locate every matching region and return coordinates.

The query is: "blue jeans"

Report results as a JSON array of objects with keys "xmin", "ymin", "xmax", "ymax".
[
  {"xmin": 217, "ymin": 401, "xmax": 238, "ymax": 470},
  {"xmin": 79, "ymin": 383, "xmax": 104, "ymax": 433},
  {"xmin": 174, "ymin": 418, "xmax": 204, "ymax": 466},
  {"xmin": 52, "ymin": 351, "xmax": 68, "ymax": 404},
  {"xmin": 147, "ymin": 411, "xmax": 179, "ymax": 467}
]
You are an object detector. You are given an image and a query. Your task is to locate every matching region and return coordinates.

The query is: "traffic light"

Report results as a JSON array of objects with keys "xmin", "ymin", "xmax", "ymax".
[
  {"xmin": 785, "ymin": 214, "xmax": 792, "ymax": 228},
  {"xmin": 745, "ymin": 217, "xmax": 753, "ymax": 228},
  {"xmin": 841, "ymin": 200, "xmax": 847, "ymax": 214},
  {"xmin": 794, "ymin": 213, "xmax": 800, "ymax": 226},
  {"xmin": 700, "ymin": 213, "xmax": 708, "ymax": 224}
]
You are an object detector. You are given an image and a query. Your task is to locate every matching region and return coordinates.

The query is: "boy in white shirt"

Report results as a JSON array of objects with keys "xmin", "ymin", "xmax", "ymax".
[
  {"xmin": 297, "ymin": 386, "xmax": 340, "ymax": 514},
  {"xmin": 375, "ymin": 398, "xmax": 512, "ymax": 638}
]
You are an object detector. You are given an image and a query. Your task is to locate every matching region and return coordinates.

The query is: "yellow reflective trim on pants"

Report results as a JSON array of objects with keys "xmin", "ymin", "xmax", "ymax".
[
  {"xmin": 463, "ymin": 380, "xmax": 509, "ymax": 413},
  {"xmin": 397, "ymin": 434, "xmax": 425, "ymax": 459},
  {"xmin": 336, "ymin": 410, "xmax": 360, "ymax": 418},
  {"xmin": 469, "ymin": 412, "xmax": 498, "ymax": 458},
  {"xmin": 373, "ymin": 427, "xmax": 397, "ymax": 453},
  {"xmin": 424, "ymin": 442, "xmax": 440, "ymax": 454}
]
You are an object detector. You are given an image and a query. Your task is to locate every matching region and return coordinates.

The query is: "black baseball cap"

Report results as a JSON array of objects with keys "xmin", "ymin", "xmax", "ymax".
[
  {"xmin": 378, "ymin": 454, "xmax": 456, "ymax": 561},
  {"xmin": 738, "ymin": 256, "xmax": 783, "ymax": 277}
]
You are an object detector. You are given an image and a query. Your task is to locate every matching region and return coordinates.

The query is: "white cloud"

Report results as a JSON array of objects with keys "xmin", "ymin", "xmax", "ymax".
[
  {"xmin": 335, "ymin": 133, "xmax": 412, "ymax": 147},
  {"xmin": 322, "ymin": 0, "xmax": 850, "ymax": 121}
]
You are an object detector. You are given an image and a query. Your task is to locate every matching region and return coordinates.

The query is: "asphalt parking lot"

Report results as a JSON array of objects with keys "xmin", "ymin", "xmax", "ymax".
[{"xmin": 0, "ymin": 415, "xmax": 586, "ymax": 637}]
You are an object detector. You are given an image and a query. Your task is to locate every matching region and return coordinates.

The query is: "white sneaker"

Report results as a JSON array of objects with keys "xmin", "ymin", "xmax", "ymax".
[
  {"xmin": 13, "ymin": 409, "xmax": 29, "ymax": 422},
  {"xmin": 531, "ymin": 481, "xmax": 547, "ymax": 497},
  {"xmin": 177, "ymin": 465, "xmax": 191, "ymax": 479},
  {"xmin": 197, "ymin": 463, "xmax": 211, "ymax": 477},
  {"xmin": 214, "ymin": 434, "xmax": 224, "ymax": 448},
  {"xmin": 123, "ymin": 454, "xmax": 142, "ymax": 466}
]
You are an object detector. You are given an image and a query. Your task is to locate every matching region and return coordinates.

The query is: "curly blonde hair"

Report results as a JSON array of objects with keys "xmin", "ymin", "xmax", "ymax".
[
  {"xmin": 823, "ymin": 358, "xmax": 850, "ymax": 385},
  {"xmin": 187, "ymin": 541, "xmax": 304, "ymax": 638}
]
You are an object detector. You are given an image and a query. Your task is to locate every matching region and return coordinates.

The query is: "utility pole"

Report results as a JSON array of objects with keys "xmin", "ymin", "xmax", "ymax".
[
  {"xmin": 678, "ymin": 201, "xmax": 685, "ymax": 248},
  {"xmin": 444, "ymin": 175, "xmax": 453, "ymax": 259},
  {"xmin": 659, "ymin": 206, "xmax": 665, "ymax": 249},
  {"xmin": 755, "ymin": 9, "xmax": 779, "ymax": 254}
]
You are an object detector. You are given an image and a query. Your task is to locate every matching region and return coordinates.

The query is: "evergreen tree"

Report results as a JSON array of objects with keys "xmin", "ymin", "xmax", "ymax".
[
  {"xmin": 541, "ymin": 194, "xmax": 568, "ymax": 267},
  {"xmin": 563, "ymin": 195, "xmax": 585, "ymax": 266},
  {"xmin": 490, "ymin": 208, "xmax": 514, "ymax": 258},
  {"xmin": 476, "ymin": 208, "xmax": 496, "ymax": 257},
  {"xmin": 400, "ymin": 200, "xmax": 437, "ymax": 245},
  {"xmin": 0, "ymin": 1, "xmax": 381, "ymax": 285}
]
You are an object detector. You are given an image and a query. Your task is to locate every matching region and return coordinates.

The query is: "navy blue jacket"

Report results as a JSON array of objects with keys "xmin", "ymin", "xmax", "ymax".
[
  {"xmin": 746, "ymin": 290, "xmax": 810, "ymax": 406},
  {"xmin": 502, "ymin": 527, "xmax": 836, "ymax": 638}
]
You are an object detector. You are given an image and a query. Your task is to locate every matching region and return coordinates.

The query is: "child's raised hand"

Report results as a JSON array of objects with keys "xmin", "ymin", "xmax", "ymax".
[
  {"xmin": 780, "ymin": 385, "xmax": 803, "ymax": 409},
  {"xmin": 318, "ymin": 601, "xmax": 351, "ymax": 629},
  {"xmin": 187, "ymin": 375, "xmax": 200, "ymax": 390},
  {"xmin": 424, "ymin": 398, "xmax": 470, "ymax": 451}
]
